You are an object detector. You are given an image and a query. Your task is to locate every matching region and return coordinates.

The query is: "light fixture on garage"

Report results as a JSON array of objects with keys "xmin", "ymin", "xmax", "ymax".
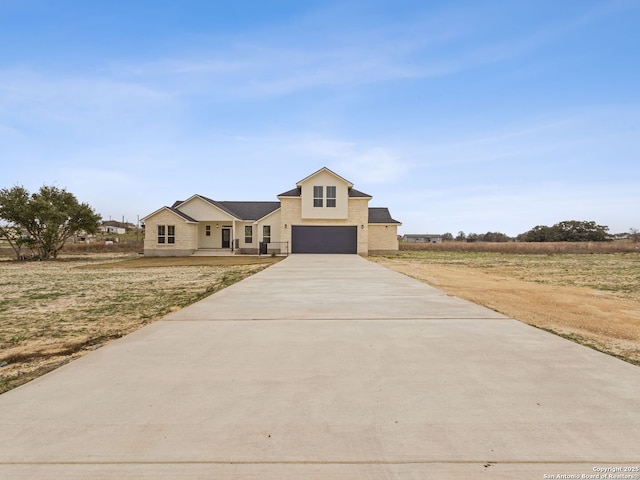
[
  {"xmin": 216, "ymin": 223, "xmax": 219, "ymax": 228},
  {"xmin": 361, "ymin": 224, "xmax": 364, "ymax": 229},
  {"xmin": 284, "ymin": 224, "xmax": 288, "ymax": 228}
]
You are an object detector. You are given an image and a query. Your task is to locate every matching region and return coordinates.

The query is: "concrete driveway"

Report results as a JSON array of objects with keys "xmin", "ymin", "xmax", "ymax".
[{"xmin": 1, "ymin": 254, "xmax": 639, "ymax": 479}]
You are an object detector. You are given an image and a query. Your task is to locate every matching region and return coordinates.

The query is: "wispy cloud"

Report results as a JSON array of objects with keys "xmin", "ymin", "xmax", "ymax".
[
  {"xmin": 87, "ymin": 1, "xmax": 631, "ymax": 101},
  {"xmin": 285, "ymin": 136, "xmax": 410, "ymax": 185},
  {"xmin": 2, "ymin": 0, "xmax": 625, "ymax": 110}
]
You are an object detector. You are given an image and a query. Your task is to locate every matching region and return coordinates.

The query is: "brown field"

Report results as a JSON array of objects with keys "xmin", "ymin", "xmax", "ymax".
[
  {"xmin": 2, "ymin": 242, "xmax": 638, "ymax": 393},
  {"xmin": 372, "ymin": 248, "xmax": 640, "ymax": 366},
  {"xmin": 400, "ymin": 239, "xmax": 640, "ymax": 254},
  {"xmin": 0, "ymin": 253, "xmax": 282, "ymax": 393}
]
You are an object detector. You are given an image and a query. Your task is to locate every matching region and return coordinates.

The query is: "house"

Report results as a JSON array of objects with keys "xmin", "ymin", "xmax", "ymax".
[
  {"xmin": 142, "ymin": 167, "xmax": 401, "ymax": 256},
  {"xmin": 100, "ymin": 225, "xmax": 126, "ymax": 235},
  {"xmin": 402, "ymin": 234, "xmax": 442, "ymax": 243}
]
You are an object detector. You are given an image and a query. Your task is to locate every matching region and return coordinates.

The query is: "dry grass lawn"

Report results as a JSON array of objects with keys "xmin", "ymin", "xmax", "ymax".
[
  {"xmin": 3, "ymin": 247, "xmax": 638, "ymax": 393},
  {"xmin": 372, "ymin": 250, "xmax": 640, "ymax": 366},
  {"xmin": 0, "ymin": 253, "xmax": 282, "ymax": 393}
]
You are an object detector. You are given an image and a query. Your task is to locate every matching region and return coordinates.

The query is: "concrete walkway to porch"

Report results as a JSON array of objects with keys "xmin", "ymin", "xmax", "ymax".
[{"xmin": 0, "ymin": 254, "xmax": 639, "ymax": 479}]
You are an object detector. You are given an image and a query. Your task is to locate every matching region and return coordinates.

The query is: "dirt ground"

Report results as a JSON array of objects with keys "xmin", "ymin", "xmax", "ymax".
[
  {"xmin": 2, "ymin": 250, "xmax": 638, "ymax": 393},
  {"xmin": 0, "ymin": 253, "xmax": 282, "ymax": 393},
  {"xmin": 372, "ymin": 252, "xmax": 640, "ymax": 365}
]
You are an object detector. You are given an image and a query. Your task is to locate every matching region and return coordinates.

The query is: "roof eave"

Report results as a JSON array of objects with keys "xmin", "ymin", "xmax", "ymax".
[
  {"xmin": 253, "ymin": 206, "xmax": 282, "ymax": 223},
  {"xmin": 295, "ymin": 167, "xmax": 354, "ymax": 188},
  {"xmin": 141, "ymin": 206, "xmax": 198, "ymax": 223},
  {"xmin": 192, "ymin": 195, "xmax": 240, "ymax": 221}
]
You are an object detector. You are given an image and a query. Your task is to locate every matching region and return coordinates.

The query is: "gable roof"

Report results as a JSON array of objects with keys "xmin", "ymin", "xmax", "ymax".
[
  {"xmin": 141, "ymin": 206, "xmax": 198, "ymax": 223},
  {"xmin": 215, "ymin": 201, "xmax": 281, "ymax": 221},
  {"xmin": 277, "ymin": 187, "xmax": 372, "ymax": 198},
  {"xmin": 173, "ymin": 195, "xmax": 280, "ymax": 222},
  {"xmin": 368, "ymin": 207, "xmax": 401, "ymax": 224},
  {"xmin": 295, "ymin": 167, "xmax": 354, "ymax": 188}
]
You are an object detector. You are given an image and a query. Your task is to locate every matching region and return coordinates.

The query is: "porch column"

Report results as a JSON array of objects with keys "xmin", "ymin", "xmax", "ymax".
[{"xmin": 232, "ymin": 221, "xmax": 236, "ymax": 252}]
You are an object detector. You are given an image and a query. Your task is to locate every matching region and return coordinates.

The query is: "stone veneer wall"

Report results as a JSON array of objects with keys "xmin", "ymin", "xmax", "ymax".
[
  {"xmin": 348, "ymin": 198, "xmax": 370, "ymax": 255},
  {"xmin": 279, "ymin": 196, "xmax": 370, "ymax": 255},
  {"xmin": 368, "ymin": 224, "xmax": 399, "ymax": 254},
  {"xmin": 143, "ymin": 210, "xmax": 197, "ymax": 256}
]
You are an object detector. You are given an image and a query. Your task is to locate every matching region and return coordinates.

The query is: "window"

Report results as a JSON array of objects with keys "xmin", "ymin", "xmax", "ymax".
[
  {"xmin": 205, "ymin": 225, "xmax": 211, "ymax": 237},
  {"xmin": 263, "ymin": 225, "xmax": 271, "ymax": 243},
  {"xmin": 158, "ymin": 225, "xmax": 175, "ymax": 244},
  {"xmin": 245, "ymin": 225, "xmax": 253, "ymax": 244},
  {"xmin": 327, "ymin": 186, "xmax": 336, "ymax": 207},
  {"xmin": 313, "ymin": 186, "xmax": 323, "ymax": 207}
]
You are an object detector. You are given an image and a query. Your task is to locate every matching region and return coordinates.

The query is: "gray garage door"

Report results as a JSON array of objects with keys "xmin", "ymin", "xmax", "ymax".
[{"xmin": 291, "ymin": 226, "xmax": 358, "ymax": 254}]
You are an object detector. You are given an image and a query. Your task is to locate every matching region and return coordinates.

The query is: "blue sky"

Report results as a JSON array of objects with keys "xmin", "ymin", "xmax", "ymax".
[{"xmin": 1, "ymin": 0, "xmax": 638, "ymax": 236}]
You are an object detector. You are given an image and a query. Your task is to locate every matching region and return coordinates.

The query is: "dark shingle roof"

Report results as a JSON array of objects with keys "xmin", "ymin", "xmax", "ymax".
[
  {"xmin": 368, "ymin": 207, "xmax": 401, "ymax": 224},
  {"xmin": 349, "ymin": 188, "xmax": 372, "ymax": 198},
  {"xmin": 278, "ymin": 187, "xmax": 301, "ymax": 197},
  {"xmin": 215, "ymin": 201, "xmax": 281, "ymax": 221},
  {"xmin": 187, "ymin": 196, "xmax": 279, "ymax": 221}
]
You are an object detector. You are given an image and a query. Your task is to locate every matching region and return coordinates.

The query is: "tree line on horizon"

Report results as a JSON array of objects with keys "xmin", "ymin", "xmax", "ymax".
[
  {"xmin": 441, "ymin": 221, "xmax": 639, "ymax": 243},
  {"xmin": 2, "ymin": 185, "xmax": 639, "ymax": 262}
]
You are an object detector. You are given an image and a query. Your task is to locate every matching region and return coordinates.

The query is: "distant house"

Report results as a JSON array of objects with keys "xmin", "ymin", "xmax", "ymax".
[
  {"xmin": 142, "ymin": 167, "xmax": 402, "ymax": 256},
  {"xmin": 100, "ymin": 226, "xmax": 126, "ymax": 235},
  {"xmin": 402, "ymin": 234, "xmax": 442, "ymax": 243}
]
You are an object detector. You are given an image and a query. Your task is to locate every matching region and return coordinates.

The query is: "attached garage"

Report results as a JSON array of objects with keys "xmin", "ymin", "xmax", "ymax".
[{"xmin": 291, "ymin": 226, "xmax": 358, "ymax": 254}]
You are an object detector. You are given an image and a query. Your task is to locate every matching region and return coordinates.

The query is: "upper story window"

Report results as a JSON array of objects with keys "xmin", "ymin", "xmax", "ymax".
[
  {"xmin": 245, "ymin": 225, "xmax": 253, "ymax": 244},
  {"xmin": 326, "ymin": 186, "xmax": 337, "ymax": 207},
  {"xmin": 313, "ymin": 186, "xmax": 323, "ymax": 207}
]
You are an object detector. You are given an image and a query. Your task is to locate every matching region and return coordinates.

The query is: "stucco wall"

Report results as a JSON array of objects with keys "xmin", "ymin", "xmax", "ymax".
[
  {"xmin": 143, "ymin": 210, "xmax": 197, "ymax": 256},
  {"xmin": 197, "ymin": 222, "xmax": 234, "ymax": 249},
  {"xmin": 237, "ymin": 221, "xmax": 256, "ymax": 250},
  {"xmin": 178, "ymin": 197, "xmax": 233, "ymax": 222},
  {"xmin": 368, "ymin": 224, "xmax": 399, "ymax": 253},
  {"xmin": 299, "ymin": 170, "xmax": 350, "ymax": 220},
  {"xmin": 256, "ymin": 210, "xmax": 282, "ymax": 244}
]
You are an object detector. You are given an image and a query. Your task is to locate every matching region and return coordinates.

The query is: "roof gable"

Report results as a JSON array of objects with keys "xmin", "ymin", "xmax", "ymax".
[
  {"xmin": 177, "ymin": 195, "xmax": 236, "ymax": 220},
  {"xmin": 295, "ymin": 167, "xmax": 354, "ymax": 188},
  {"xmin": 278, "ymin": 186, "xmax": 372, "ymax": 199},
  {"xmin": 174, "ymin": 195, "xmax": 281, "ymax": 222},
  {"xmin": 141, "ymin": 206, "xmax": 197, "ymax": 223}
]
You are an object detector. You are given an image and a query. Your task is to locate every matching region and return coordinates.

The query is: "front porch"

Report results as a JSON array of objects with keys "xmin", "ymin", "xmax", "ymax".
[{"xmin": 190, "ymin": 241, "xmax": 289, "ymax": 257}]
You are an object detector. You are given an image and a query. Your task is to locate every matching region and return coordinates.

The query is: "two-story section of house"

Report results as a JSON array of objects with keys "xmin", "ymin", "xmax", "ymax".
[{"xmin": 142, "ymin": 167, "xmax": 401, "ymax": 256}]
